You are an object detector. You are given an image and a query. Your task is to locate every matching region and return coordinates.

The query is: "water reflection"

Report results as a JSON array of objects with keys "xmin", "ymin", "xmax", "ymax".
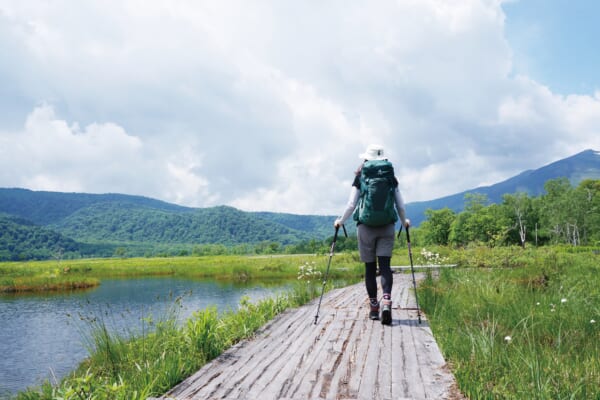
[{"xmin": 0, "ymin": 277, "xmax": 286, "ymax": 398}]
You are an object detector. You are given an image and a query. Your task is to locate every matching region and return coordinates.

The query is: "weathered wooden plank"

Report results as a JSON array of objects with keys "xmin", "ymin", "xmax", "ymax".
[
  {"xmin": 170, "ymin": 306, "xmax": 310, "ymax": 398},
  {"xmin": 390, "ymin": 311, "xmax": 410, "ymax": 399},
  {"xmin": 285, "ymin": 320, "xmax": 340, "ymax": 397},
  {"xmin": 404, "ymin": 318, "xmax": 429, "ymax": 398},
  {"xmin": 378, "ymin": 318, "xmax": 393, "ymax": 400},
  {"xmin": 343, "ymin": 301, "xmax": 374, "ymax": 398},
  {"xmin": 409, "ymin": 317, "xmax": 455, "ymax": 399},
  {"xmin": 154, "ymin": 272, "xmax": 461, "ymax": 400},
  {"xmin": 249, "ymin": 319, "xmax": 326, "ymax": 398},
  {"xmin": 219, "ymin": 318, "xmax": 310, "ymax": 398},
  {"xmin": 275, "ymin": 285, "xmax": 363, "ymax": 400},
  {"xmin": 397, "ymin": 276, "xmax": 411, "ymax": 309},
  {"xmin": 313, "ymin": 309, "xmax": 357, "ymax": 399},
  {"xmin": 261, "ymin": 316, "xmax": 342, "ymax": 398},
  {"xmin": 357, "ymin": 320, "xmax": 384, "ymax": 400},
  {"xmin": 324, "ymin": 302, "xmax": 367, "ymax": 399},
  {"xmin": 283, "ymin": 287, "xmax": 365, "ymax": 399}
]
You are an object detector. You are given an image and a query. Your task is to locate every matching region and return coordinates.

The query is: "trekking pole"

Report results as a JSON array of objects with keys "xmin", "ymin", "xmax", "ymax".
[
  {"xmin": 314, "ymin": 224, "xmax": 346, "ymax": 325},
  {"xmin": 406, "ymin": 226, "xmax": 422, "ymax": 324}
]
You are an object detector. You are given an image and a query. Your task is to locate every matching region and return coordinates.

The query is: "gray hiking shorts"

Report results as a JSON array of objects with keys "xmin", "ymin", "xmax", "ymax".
[{"xmin": 356, "ymin": 223, "xmax": 396, "ymax": 262}]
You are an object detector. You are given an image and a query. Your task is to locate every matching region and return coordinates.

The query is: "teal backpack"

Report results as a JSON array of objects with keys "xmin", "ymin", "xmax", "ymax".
[{"xmin": 353, "ymin": 160, "xmax": 398, "ymax": 226}]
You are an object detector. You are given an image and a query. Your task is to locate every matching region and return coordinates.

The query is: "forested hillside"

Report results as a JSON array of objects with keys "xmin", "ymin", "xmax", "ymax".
[
  {"xmin": 252, "ymin": 212, "xmax": 356, "ymax": 238},
  {"xmin": 0, "ymin": 188, "xmax": 191, "ymax": 225},
  {"xmin": 0, "ymin": 190, "xmax": 337, "ymax": 260},
  {"xmin": 0, "ymin": 214, "xmax": 114, "ymax": 260},
  {"xmin": 50, "ymin": 204, "xmax": 313, "ymax": 245}
]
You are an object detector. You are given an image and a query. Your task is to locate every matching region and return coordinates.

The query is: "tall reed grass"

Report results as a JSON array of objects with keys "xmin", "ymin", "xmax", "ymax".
[{"xmin": 421, "ymin": 246, "xmax": 600, "ymax": 399}]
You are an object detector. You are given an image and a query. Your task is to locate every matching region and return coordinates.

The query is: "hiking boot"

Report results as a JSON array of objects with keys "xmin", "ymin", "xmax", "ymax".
[
  {"xmin": 381, "ymin": 299, "xmax": 392, "ymax": 325},
  {"xmin": 369, "ymin": 303, "xmax": 380, "ymax": 320}
]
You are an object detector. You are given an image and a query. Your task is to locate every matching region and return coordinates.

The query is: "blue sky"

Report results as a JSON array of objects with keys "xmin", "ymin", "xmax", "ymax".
[
  {"xmin": 0, "ymin": 1, "xmax": 599, "ymax": 215},
  {"xmin": 504, "ymin": 0, "xmax": 600, "ymax": 95}
]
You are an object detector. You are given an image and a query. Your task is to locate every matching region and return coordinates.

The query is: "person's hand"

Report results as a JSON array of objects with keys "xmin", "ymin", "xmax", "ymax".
[
  {"xmin": 334, "ymin": 219, "xmax": 342, "ymax": 228},
  {"xmin": 404, "ymin": 219, "xmax": 411, "ymax": 228}
]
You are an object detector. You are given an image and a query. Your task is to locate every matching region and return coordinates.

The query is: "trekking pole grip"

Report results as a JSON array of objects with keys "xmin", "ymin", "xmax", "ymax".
[{"xmin": 329, "ymin": 226, "xmax": 340, "ymax": 255}]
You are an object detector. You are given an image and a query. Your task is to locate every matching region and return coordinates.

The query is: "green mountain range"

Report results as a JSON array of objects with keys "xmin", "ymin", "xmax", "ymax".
[
  {"xmin": 1, "ymin": 149, "xmax": 599, "ymax": 260},
  {"xmin": 0, "ymin": 189, "xmax": 340, "ymax": 260}
]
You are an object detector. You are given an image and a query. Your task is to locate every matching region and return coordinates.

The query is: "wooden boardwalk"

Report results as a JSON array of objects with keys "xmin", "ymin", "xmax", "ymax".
[{"xmin": 153, "ymin": 272, "xmax": 462, "ymax": 400}]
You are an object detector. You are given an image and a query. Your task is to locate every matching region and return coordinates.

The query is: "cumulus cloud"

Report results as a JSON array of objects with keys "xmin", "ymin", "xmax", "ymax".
[
  {"xmin": 1, "ymin": 1, "xmax": 599, "ymax": 214},
  {"xmin": 1, "ymin": 105, "xmax": 137, "ymax": 190},
  {"xmin": 0, "ymin": 105, "xmax": 216, "ymax": 205}
]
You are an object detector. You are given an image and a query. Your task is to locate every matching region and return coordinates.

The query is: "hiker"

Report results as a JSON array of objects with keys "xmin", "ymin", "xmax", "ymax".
[{"xmin": 334, "ymin": 144, "xmax": 410, "ymax": 325}]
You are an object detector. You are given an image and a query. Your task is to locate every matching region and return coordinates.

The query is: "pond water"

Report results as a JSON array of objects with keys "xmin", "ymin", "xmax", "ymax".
[{"xmin": 0, "ymin": 277, "xmax": 287, "ymax": 398}]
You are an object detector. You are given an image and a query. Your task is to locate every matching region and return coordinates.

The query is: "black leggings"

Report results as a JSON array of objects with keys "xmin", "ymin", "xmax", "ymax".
[{"xmin": 365, "ymin": 256, "xmax": 392, "ymax": 299}]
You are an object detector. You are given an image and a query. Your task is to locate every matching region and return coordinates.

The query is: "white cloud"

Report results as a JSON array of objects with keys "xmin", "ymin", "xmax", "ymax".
[
  {"xmin": 165, "ymin": 160, "xmax": 215, "ymax": 207},
  {"xmin": 0, "ymin": 105, "xmax": 218, "ymax": 205},
  {"xmin": 1, "ymin": 105, "xmax": 141, "ymax": 191},
  {"xmin": 1, "ymin": 1, "xmax": 600, "ymax": 215}
]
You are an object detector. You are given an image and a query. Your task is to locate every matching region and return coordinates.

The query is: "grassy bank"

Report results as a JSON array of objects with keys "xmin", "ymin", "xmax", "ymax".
[
  {"xmin": 0, "ymin": 253, "xmax": 364, "ymax": 293},
  {"xmin": 420, "ymin": 246, "xmax": 600, "ymax": 399}
]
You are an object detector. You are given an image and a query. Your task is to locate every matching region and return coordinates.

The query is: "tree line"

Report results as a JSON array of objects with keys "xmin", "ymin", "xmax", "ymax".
[
  {"xmin": 2, "ymin": 178, "xmax": 598, "ymax": 261},
  {"xmin": 416, "ymin": 178, "xmax": 600, "ymax": 247}
]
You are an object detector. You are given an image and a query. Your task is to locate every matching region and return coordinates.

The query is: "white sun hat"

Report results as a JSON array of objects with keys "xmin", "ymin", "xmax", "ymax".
[{"xmin": 359, "ymin": 144, "xmax": 386, "ymax": 160}]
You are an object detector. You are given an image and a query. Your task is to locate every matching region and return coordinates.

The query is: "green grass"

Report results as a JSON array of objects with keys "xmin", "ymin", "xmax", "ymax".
[
  {"xmin": 0, "ymin": 252, "xmax": 363, "ymax": 293},
  {"xmin": 420, "ymin": 246, "xmax": 600, "ymax": 399}
]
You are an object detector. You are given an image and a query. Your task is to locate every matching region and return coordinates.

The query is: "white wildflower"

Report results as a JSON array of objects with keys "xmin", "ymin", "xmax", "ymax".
[
  {"xmin": 591, "ymin": 319, "xmax": 596, "ymax": 324},
  {"xmin": 561, "ymin": 298, "xmax": 567, "ymax": 304},
  {"xmin": 504, "ymin": 336, "xmax": 512, "ymax": 343}
]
